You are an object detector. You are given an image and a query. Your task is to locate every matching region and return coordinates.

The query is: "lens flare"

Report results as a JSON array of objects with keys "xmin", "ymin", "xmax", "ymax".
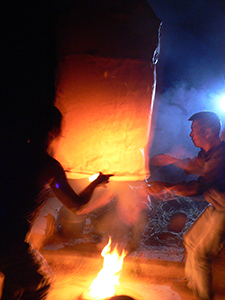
[{"xmin": 219, "ymin": 94, "xmax": 225, "ymax": 112}]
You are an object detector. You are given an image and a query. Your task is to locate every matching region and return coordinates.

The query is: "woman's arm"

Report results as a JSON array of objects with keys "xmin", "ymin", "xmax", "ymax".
[{"xmin": 46, "ymin": 160, "xmax": 112, "ymax": 212}]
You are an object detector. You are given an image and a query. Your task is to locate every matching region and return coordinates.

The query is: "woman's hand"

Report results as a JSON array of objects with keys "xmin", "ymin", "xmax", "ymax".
[{"xmin": 95, "ymin": 172, "xmax": 114, "ymax": 185}]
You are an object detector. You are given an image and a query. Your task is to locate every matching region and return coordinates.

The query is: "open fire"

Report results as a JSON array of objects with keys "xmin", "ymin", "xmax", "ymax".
[
  {"xmin": 43, "ymin": 238, "xmax": 185, "ymax": 300},
  {"xmin": 82, "ymin": 237, "xmax": 127, "ymax": 300}
]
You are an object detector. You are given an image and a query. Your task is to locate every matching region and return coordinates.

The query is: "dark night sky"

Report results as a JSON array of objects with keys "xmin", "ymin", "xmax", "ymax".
[
  {"xmin": 146, "ymin": 0, "xmax": 225, "ymax": 156},
  {"xmin": 148, "ymin": 0, "xmax": 225, "ymax": 91}
]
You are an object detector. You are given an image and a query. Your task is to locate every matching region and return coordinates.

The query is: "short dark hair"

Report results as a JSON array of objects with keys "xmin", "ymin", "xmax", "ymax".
[{"xmin": 188, "ymin": 111, "xmax": 221, "ymax": 135}]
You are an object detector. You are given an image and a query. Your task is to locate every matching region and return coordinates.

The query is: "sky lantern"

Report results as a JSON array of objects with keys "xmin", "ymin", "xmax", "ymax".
[
  {"xmin": 54, "ymin": 0, "xmax": 161, "ymax": 182},
  {"xmin": 51, "ymin": 0, "xmax": 162, "ymax": 242}
]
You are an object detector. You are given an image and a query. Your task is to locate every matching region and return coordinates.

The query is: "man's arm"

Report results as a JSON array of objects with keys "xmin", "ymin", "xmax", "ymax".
[
  {"xmin": 145, "ymin": 180, "xmax": 201, "ymax": 198},
  {"xmin": 168, "ymin": 180, "xmax": 200, "ymax": 196},
  {"xmin": 150, "ymin": 154, "xmax": 191, "ymax": 169},
  {"xmin": 150, "ymin": 153, "xmax": 204, "ymax": 176}
]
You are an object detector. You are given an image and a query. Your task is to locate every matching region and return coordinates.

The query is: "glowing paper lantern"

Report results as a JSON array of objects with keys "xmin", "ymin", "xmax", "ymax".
[{"xmin": 54, "ymin": 0, "xmax": 161, "ymax": 181}]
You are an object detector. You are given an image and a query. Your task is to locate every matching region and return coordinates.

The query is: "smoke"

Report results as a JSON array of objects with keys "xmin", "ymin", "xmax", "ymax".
[
  {"xmin": 148, "ymin": 80, "xmax": 225, "ymax": 186},
  {"xmin": 151, "ymin": 83, "xmax": 214, "ymax": 156},
  {"xmin": 147, "ymin": 0, "xmax": 225, "ymax": 157}
]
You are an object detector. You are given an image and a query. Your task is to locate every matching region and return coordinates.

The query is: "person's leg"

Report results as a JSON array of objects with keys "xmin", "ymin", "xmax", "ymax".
[
  {"xmin": 19, "ymin": 285, "xmax": 51, "ymax": 300},
  {"xmin": 1, "ymin": 283, "xmax": 24, "ymax": 300},
  {"xmin": 183, "ymin": 205, "xmax": 212, "ymax": 290},
  {"xmin": 2, "ymin": 276, "xmax": 51, "ymax": 300},
  {"xmin": 1, "ymin": 242, "xmax": 54, "ymax": 300},
  {"xmin": 191, "ymin": 208, "xmax": 225, "ymax": 300},
  {"xmin": 125, "ymin": 209, "xmax": 148, "ymax": 254}
]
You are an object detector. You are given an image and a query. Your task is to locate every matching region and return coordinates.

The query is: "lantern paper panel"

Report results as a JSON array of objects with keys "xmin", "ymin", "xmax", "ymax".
[
  {"xmin": 53, "ymin": 0, "xmax": 161, "ymax": 181},
  {"xmin": 55, "ymin": 54, "xmax": 153, "ymax": 180}
]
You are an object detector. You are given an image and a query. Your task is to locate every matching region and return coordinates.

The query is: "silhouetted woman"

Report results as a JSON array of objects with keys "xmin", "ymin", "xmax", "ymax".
[{"xmin": 0, "ymin": 105, "xmax": 111, "ymax": 299}]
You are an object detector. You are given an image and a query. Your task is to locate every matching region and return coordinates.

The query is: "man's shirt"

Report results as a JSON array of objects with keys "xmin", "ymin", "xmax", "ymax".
[{"xmin": 182, "ymin": 141, "xmax": 225, "ymax": 211}]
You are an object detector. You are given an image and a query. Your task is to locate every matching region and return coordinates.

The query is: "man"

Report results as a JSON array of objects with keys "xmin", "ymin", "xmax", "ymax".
[
  {"xmin": 0, "ymin": 105, "xmax": 112, "ymax": 300},
  {"xmin": 146, "ymin": 111, "xmax": 225, "ymax": 300}
]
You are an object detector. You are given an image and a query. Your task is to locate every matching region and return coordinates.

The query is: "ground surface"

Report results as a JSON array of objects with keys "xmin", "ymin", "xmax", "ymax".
[
  {"xmin": 1, "ymin": 196, "xmax": 225, "ymax": 299},
  {"xmin": 0, "ymin": 237, "xmax": 224, "ymax": 300},
  {"xmin": 40, "ymin": 242, "xmax": 225, "ymax": 300}
]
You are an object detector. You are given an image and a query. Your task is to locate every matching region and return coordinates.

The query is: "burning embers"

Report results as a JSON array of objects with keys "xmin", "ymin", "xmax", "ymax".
[{"xmin": 82, "ymin": 237, "xmax": 127, "ymax": 300}]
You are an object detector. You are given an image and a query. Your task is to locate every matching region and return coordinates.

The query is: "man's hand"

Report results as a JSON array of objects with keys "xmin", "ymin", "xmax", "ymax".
[
  {"xmin": 145, "ymin": 181, "xmax": 169, "ymax": 194},
  {"xmin": 150, "ymin": 154, "xmax": 179, "ymax": 166},
  {"xmin": 168, "ymin": 180, "xmax": 199, "ymax": 197},
  {"xmin": 95, "ymin": 172, "xmax": 114, "ymax": 185},
  {"xmin": 168, "ymin": 182, "xmax": 186, "ymax": 194}
]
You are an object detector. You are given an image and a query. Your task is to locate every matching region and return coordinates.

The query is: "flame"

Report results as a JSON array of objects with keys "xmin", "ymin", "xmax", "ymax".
[
  {"xmin": 83, "ymin": 237, "xmax": 127, "ymax": 300},
  {"xmin": 89, "ymin": 173, "xmax": 100, "ymax": 182}
]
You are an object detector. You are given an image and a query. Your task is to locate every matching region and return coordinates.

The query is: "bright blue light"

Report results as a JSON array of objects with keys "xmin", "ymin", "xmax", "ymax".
[{"xmin": 219, "ymin": 94, "xmax": 225, "ymax": 112}]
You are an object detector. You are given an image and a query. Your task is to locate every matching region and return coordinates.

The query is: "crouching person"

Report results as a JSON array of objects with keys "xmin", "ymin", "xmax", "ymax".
[
  {"xmin": 146, "ymin": 111, "xmax": 225, "ymax": 300},
  {"xmin": 0, "ymin": 105, "xmax": 112, "ymax": 299}
]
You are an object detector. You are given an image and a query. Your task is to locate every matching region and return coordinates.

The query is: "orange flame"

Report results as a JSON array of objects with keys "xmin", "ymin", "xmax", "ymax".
[{"xmin": 83, "ymin": 237, "xmax": 127, "ymax": 300}]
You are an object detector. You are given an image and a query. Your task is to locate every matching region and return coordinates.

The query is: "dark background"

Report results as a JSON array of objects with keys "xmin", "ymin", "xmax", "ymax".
[{"xmin": 2, "ymin": 0, "xmax": 225, "ymax": 158}]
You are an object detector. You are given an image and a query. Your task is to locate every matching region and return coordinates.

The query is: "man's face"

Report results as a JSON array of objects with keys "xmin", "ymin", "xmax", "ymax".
[{"xmin": 189, "ymin": 120, "xmax": 207, "ymax": 148}]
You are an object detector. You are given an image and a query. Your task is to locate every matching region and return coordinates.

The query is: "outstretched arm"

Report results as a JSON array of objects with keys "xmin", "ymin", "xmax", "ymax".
[
  {"xmin": 167, "ymin": 180, "xmax": 200, "ymax": 196},
  {"xmin": 150, "ymin": 154, "xmax": 191, "ymax": 170},
  {"xmin": 47, "ymin": 160, "xmax": 112, "ymax": 212},
  {"xmin": 145, "ymin": 180, "xmax": 201, "ymax": 198},
  {"xmin": 150, "ymin": 154, "xmax": 179, "ymax": 166}
]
